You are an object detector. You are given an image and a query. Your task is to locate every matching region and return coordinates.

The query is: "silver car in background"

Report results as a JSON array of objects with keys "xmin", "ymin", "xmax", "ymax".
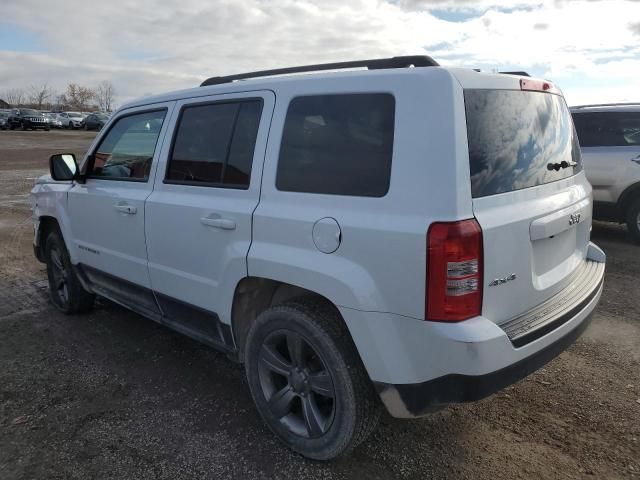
[{"xmin": 571, "ymin": 103, "xmax": 640, "ymax": 242}]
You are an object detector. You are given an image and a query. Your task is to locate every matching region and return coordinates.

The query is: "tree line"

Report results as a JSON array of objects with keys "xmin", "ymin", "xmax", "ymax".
[{"xmin": 2, "ymin": 81, "xmax": 116, "ymax": 112}]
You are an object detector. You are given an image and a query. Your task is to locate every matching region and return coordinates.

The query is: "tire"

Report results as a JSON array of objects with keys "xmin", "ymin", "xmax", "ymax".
[
  {"xmin": 21, "ymin": 122, "xmax": 27, "ymax": 131},
  {"xmin": 84, "ymin": 124, "xmax": 88, "ymax": 130},
  {"xmin": 45, "ymin": 230, "xmax": 95, "ymax": 313},
  {"xmin": 245, "ymin": 297, "xmax": 381, "ymax": 460},
  {"xmin": 626, "ymin": 198, "xmax": 640, "ymax": 243}
]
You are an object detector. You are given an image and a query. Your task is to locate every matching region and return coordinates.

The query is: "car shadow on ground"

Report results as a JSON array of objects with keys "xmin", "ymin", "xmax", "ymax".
[{"xmin": 590, "ymin": 220, "xmax": 635, "ymax": 246}]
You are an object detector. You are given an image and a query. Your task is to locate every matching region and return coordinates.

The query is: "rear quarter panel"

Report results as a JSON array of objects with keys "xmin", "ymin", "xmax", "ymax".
[{"xmin": 249, "ymin": 68, "xmax": 474, "ymax": 319}]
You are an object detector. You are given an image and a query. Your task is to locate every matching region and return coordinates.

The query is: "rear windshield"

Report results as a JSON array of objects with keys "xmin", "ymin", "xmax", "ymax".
[{"xmin": 465, "ymin": 90, "xmax": 581, "ymax": 198}]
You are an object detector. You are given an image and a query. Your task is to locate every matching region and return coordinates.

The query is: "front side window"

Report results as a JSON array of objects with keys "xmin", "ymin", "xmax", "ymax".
[
  {"xmin": 166, "ymin": 100, "xmax": 262, "ymax": 188},
  {"xmin": 572, "ymin": 111, "xmax": 640, "ymax": 147},
  {"xmin": 88, "ymin": 109, "xmax": 166, "ymax": 181},
  {"xmin": 276, "ymin": 93, "xmax": 395, "ymax": 197}
]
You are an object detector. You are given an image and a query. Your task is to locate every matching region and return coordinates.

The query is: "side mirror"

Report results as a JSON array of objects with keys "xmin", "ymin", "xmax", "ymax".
[{"xmin": 50, "ymin": 153, "xmax": 78, "ymax": 181}]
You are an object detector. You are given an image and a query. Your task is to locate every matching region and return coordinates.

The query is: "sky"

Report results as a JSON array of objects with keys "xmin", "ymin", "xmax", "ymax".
[{"xmin": 0, "ymin": 0, "xmax": 638, "ymax": 107}]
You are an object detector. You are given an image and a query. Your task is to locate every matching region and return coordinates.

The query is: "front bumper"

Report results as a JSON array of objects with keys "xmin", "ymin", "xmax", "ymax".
[
  {"xmin": 24, "ymin": 120, "xmax": 49, "ymax": 129},
  {"xmin": 341, "ymin": 242, "xmax": 606, "ymax": 418}
]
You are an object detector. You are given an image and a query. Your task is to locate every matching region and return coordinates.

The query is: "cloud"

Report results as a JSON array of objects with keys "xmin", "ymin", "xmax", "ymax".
[
  {"xmin": 630, "ymin": 21, "xmax": 640, "ymax": 36},
  {"xmin": 0, "ymin": 0, "xmax": 638, "ymax": 107}
]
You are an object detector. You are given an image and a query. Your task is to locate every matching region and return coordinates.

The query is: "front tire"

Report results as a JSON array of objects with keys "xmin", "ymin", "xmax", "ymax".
[
  {"xmin": 626, "ymin": 198, "xmax": 640, "ymax": 243},
  {"xmin": 45, "ymin": 230, "xmax": 95, "ymax": 313},
  {"xmin": 245, "ymin": 298, "xmax": 381, "ymax": 460}
]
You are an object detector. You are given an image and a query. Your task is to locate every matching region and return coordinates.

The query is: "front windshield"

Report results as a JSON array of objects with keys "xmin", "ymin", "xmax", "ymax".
[
  {"xmin": 22, "ymin": 109, "xmax": 39, "ymax": 115},
  {"xmin": 68, "ymin": 112, "xmax": 82, "ymax": 117}
]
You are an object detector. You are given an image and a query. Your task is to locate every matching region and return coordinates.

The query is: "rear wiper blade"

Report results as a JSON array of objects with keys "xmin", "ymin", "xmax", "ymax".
[{"xmin": 547, "ymin": 161, "xmax": 578, "ymax": 171}]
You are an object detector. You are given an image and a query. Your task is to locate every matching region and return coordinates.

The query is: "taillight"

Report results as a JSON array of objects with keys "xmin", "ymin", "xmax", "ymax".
[{"xmin": 426, "ymin": 219, "xmax": 483, "ymax": 322}]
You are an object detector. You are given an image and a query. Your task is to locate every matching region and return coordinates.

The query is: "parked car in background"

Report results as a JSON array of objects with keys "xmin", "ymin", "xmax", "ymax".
[
  {"xmin": 0, "ymin": 111, "xmax": 8, "ymax": 130},
  {"xmin": 8, "ymin": 108, "xmax": 50, "ymax": 130},
  {"xmin": 44, "ymin": 113, "xmax": 63, "ymax": 129},
  {"xmin": 571, "ymin": 103, "xmax": 640, "ymax": 242},
  {"xmin": 82, "ymin": 113, "xmax": 109, "ymax": 130},
  {"xmin": 32, "ymin": 56, "xmax": 605, "ymax": 459},
  {"xmin": 58, "ymin": 111, "xmax": 85, "ymax": 129}
]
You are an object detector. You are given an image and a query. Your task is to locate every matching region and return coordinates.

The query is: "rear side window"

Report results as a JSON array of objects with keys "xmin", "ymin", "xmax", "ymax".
[
  {"xmin": 572, "ymin": 111, "xmax": 640, "ymax": 147},
  {"xmin": 276, "ymin": 93, "xmax": 395, "ymax": 197},
  {"xmin": 166, "ymin": 100, "xmax": 263, "ymax": 188},
  {"xmin": 465, "ymin": 90, "xmax": 581, "ymax": 198}
]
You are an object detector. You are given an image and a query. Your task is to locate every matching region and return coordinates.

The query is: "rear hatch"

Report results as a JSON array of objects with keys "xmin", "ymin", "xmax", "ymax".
[{"xmin": 464, "ymin": 85, "xmax": 591, "ymax": 325}]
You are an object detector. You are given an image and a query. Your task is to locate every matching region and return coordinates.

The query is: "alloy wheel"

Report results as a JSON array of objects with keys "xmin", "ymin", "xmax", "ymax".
[
  {"xmin": 258, "ymin": 330, "xmax": 336, "ymax": 438},
  {"xmin": 49, "ymin": 247, "xmax": 70, "ymax": 306}
]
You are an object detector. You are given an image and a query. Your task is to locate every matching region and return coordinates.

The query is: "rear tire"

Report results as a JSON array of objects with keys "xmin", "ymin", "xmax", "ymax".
[
  {"xmin": 626, "ymin": 198, "xmax": 640, "ymax": 243},
  {"xmin": 245, "ymin": 297, "xmax": 381, "ymax": 460},
  {"xmin": 45, "ymin": 230, "xmax": 95, "ymax": 313}
]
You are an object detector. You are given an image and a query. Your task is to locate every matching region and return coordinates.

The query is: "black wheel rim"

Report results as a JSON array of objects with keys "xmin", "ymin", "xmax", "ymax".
[
  {"xmin": 258, "ymin": 330, "xmax": 336, "ymax": 439},
  {"xmin": 49, "ymin": 247, "xmax": 69, "ymax": 306}
]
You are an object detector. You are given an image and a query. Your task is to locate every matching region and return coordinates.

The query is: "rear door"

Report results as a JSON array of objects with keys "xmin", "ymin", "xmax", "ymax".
[
  {"xmin": 464, "ymin": 88, "xmax": 591, "ymax": 324},
  {"xmin": 145, "ymin": 91, "xmax": 274, "ymax": 335}
]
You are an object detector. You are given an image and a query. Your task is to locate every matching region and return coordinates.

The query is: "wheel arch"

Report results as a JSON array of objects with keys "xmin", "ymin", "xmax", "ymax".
[
  {"xmin": 230, "ymin": 277, "xmax": 346, "ymax": 359},
  {"xmin": 34, "ymin": 215, "xmax": 62, "ymax": 262},
  {"xmin": 618, "ymin": 181, "xmax": 640, "ymax": 215}
]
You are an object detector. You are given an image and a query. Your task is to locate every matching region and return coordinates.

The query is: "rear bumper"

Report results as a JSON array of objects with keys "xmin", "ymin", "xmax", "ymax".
[
  {"xmin": 341, "ymin": 242, "xmax": 605, "ymax": 418},
  {"xmin": 374, "ymin": 283, "xmax": 600, "ymax": 417}
]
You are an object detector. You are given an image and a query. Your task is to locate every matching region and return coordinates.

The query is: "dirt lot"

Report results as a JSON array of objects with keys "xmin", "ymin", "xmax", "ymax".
[{"xmin": 0, "ymin": 130, "xmax": 639, "ymax": 479}]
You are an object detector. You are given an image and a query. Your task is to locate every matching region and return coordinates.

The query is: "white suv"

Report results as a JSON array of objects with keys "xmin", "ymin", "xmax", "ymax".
[
  {"xmin": 31, "ymin": 56, "xmax": 605, "ymax": 460},
  {"xmin": 570, "ymin": 104, "xmax": 640, "ymax": 242}
]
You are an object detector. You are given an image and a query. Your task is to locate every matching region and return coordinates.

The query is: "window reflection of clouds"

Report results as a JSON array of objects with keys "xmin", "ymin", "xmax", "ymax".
[{"xmin": 466, "ymin": 90, "xmax": 579, "ymax": 198}]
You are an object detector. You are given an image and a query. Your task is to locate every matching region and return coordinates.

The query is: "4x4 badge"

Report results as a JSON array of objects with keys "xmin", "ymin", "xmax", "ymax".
[{"xmin": 489, "ymin": 273, "xmax": 516, "ymax": 287}]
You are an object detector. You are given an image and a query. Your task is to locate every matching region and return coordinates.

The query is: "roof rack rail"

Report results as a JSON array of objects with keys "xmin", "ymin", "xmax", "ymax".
[
  {"xmin": 200, "ymin": 55, "xmax": 439, "ymax": 87},
  {"xmin": 499, "ymin": 71, "xmax": 530, "ymax": 77},
  {"xmin": 571, "ymin": 102, "xmax": 640, "ymax": 109}
]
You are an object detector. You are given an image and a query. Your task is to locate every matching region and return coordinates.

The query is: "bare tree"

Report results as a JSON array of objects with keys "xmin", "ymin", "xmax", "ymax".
[
  {"xmin": 95, "ymin": 80, "xmax": 116, "ymax": 112},
  {"xmin": 65, "ymin": 83, "xmax": 95, "ymax": 111},
  {"xmin": 3, "ymin": 88, "xmax": 25, "ymax": 107},
  {"xmin": 28, "ymin": 83, "xmax": 52, "ymax": 110}
]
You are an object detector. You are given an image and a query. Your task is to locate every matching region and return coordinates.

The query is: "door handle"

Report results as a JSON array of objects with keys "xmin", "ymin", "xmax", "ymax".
[
  {"xmin": 200, "ymin": 216, "xmax": 236, "ymax": 230},
  {"xmin": 114, "ymin": 204, "xmax": 137, "ymax": 215}
]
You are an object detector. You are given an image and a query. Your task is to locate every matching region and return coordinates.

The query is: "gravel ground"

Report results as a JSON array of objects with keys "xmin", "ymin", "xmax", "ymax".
[{"xmin": 0, "ymin": 130, "xmax": 639, "ymax": 479}]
